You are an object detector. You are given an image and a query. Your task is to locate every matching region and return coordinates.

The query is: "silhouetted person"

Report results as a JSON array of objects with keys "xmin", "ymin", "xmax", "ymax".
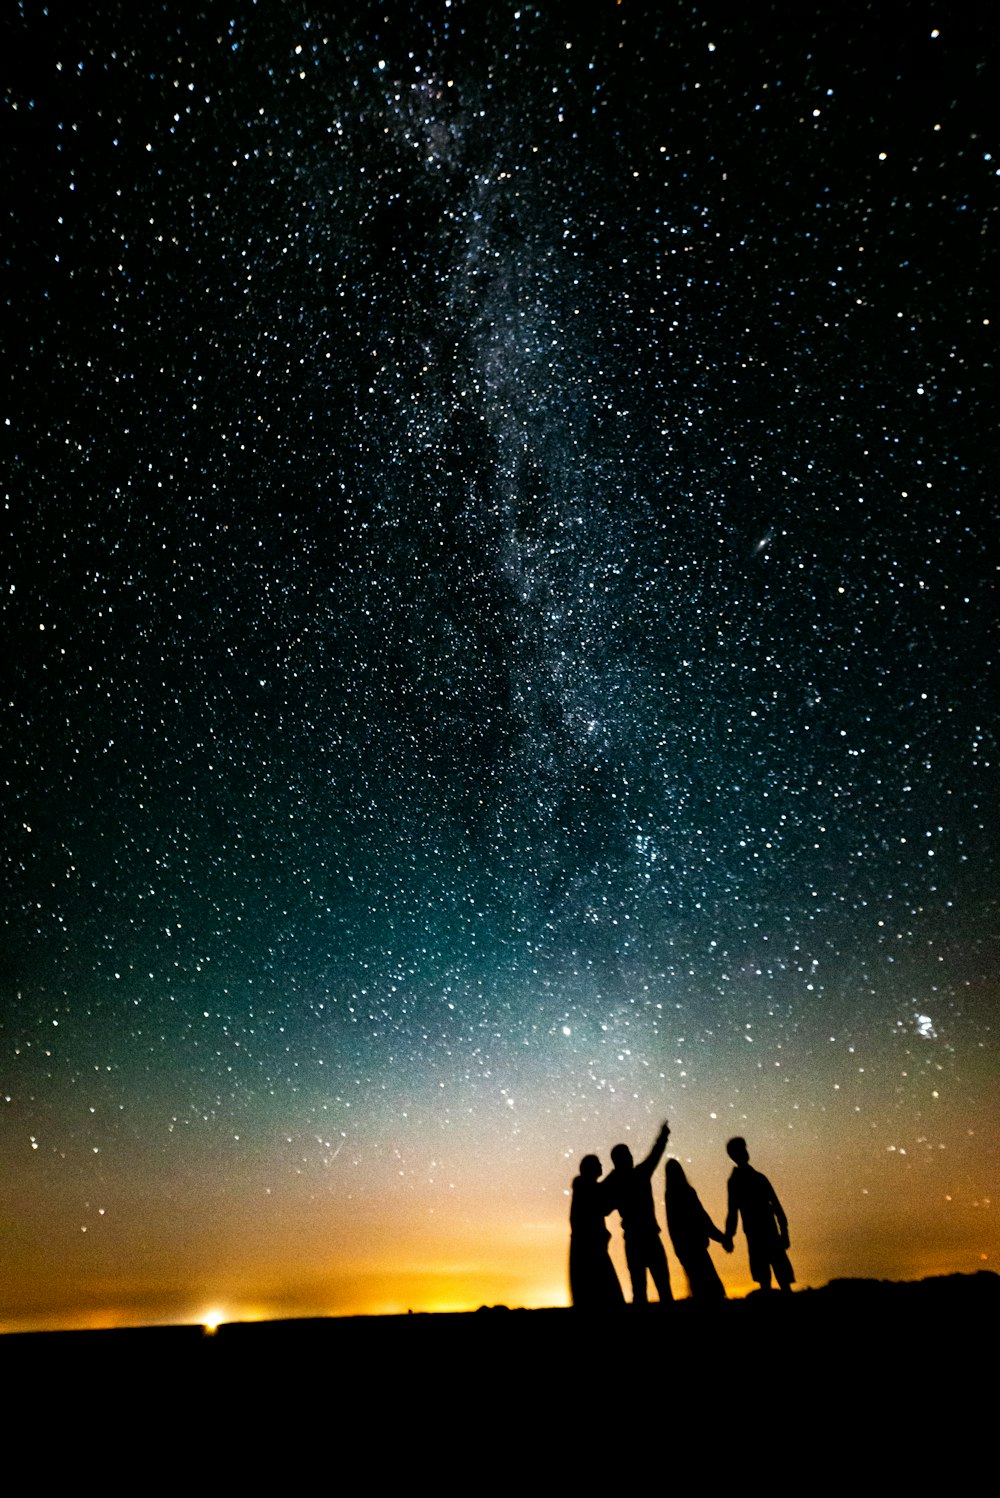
[
  {"xmin": 569, "ymin": 1154, "xmax": 625, "ymax": 1310},
  {"xmin": 605, "ymin": 1122, "xmax": 673, "ymax": 1305},
  {"xmin": 722, "ymin": 1137, "xmax": 794, "ymax": 1292},
  {"xmin": 665, "ymin": 1159, "xmax": 727, "ymax": 1301}
]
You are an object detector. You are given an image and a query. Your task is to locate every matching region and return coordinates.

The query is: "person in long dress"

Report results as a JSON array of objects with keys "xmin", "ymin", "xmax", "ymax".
[
  {"xmin": 569, "ymin": 1154, "xmax": 625, "ymax": 1309},
  {"xmin": 664, "ymin": 1158, "xmax": 727, "ymax": 1300}
]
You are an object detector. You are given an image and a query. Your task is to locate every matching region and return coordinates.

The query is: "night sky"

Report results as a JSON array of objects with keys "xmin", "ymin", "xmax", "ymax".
[{"xmin": 3, "ymin": 2, "xmax": 996, "ymax": 1331}]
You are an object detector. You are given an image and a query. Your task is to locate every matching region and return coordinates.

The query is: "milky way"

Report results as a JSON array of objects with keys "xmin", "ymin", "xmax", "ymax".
[{"xmin": 3, "ymin": 4, "xmax": 995, "ymax": 1326}]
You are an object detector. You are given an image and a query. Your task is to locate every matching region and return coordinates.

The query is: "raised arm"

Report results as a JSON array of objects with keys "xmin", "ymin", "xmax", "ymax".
[{"xmin": 640, "ymin": 1121, "xmax": 671, "ymax": 1177}]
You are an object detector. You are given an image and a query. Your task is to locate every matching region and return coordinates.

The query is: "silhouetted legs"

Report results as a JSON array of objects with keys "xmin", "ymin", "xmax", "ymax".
[
  {"xmin": 749, "ymin": 1238, "xmax": 794, "ymax": 1292},
  {"xmin": 625, "ymin": 1234, "xmax": 673, "ymax": 1305}
]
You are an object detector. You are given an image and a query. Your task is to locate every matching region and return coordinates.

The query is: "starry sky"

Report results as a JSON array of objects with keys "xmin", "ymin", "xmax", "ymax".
[{"xmin": 3, "ymin": 1, "xmax": 996, "ymax": 1331}]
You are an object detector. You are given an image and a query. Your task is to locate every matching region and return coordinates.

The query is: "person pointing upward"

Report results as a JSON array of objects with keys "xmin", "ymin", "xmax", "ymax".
[{"xmin": 605, "ymin": 1120, "xmax": 673, "ymax": 1305}]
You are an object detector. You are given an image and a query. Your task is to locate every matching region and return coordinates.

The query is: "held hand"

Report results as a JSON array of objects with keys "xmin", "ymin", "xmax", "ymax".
[
  {"xmin": 722, "ymin": 1236, "xmax": 734, "ymax": 1254},
  {"xmin": 779, "ymin": 1230, "xmax": 790, "ymax": 1250}
]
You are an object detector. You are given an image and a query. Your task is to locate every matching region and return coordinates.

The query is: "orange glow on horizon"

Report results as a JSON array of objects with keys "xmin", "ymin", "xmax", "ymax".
[{"xmin": 3, "ymin": 1084, "xmax": 994, "ymax": 1336}]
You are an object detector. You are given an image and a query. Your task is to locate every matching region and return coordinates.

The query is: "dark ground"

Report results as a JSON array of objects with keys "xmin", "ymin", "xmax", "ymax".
[{"xmin": 4, "ymin": 1273, "xmax": 993, "ymax": 1462}]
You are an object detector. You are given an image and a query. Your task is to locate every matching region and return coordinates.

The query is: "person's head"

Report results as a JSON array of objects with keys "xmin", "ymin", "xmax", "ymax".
[
  {"xmin": 665, "ymin": 1158, "xmax": 687, "ymax": 1189},
  {"xmin": 726, "ymin": 1137, "xmax": 749, "ymax": 1166},
  {"xmin": 610, "ymin": 1143, "xmax": 633, "ymax": 1172},
  {"xmin": 578, "ymin": 1153, "xmax": 602, "ymax": 1181}
]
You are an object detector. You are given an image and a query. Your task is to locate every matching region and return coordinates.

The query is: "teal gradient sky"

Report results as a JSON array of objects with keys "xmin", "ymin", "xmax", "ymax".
[{"xmin": 3, "ymin": 2, "xmax": 996, "ymax": 1330}]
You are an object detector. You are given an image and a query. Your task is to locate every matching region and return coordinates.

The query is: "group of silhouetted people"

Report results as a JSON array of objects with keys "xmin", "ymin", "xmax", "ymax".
[{"xmin": 570, "ymin": 1123, "xmax": 794, "ymax": 1308}]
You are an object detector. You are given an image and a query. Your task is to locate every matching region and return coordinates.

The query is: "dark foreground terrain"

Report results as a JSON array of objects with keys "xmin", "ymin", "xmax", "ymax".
[{"xmin": 4, "ymin": 1274, "xmax": 993, "ymax": 1469}]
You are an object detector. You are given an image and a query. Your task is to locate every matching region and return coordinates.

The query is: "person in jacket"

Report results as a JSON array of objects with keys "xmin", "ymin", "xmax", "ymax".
[
  {"xmin": 722, "ymin": 1137, "xmax": 794, "ymax": 1292},
  {"xmin": 604, "ymin": 1121, "xmax": 673, "ymax": 1305}
]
